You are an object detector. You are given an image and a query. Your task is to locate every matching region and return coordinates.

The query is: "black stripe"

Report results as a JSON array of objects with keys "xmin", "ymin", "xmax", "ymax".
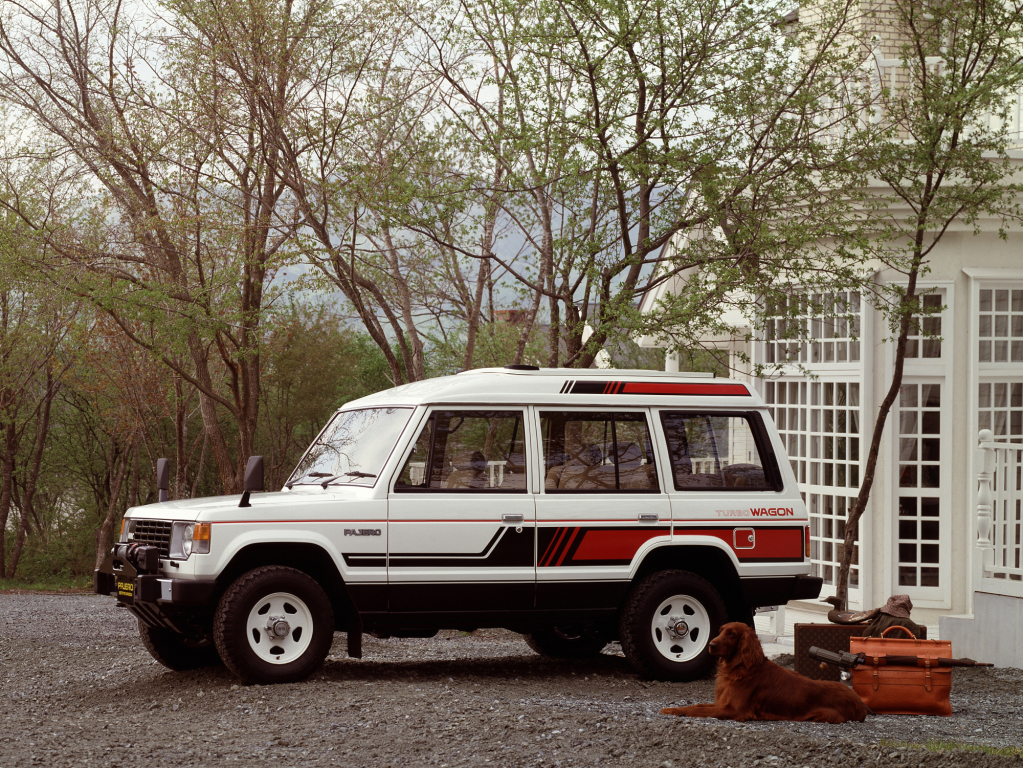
[
  {"xmin": 342, "ymin": 554, "xmax": 385, "ymax": 567},
  {"xmin": 569, "ymin": 381, "xmax": 611, "ymax": 395},
  {"xmin": 389, "ymin": 526, "xmax": 535, "ymax": 568},
  {"xmin": 391, "ymin": 528, "xmax": 504, "ymax": 559}
]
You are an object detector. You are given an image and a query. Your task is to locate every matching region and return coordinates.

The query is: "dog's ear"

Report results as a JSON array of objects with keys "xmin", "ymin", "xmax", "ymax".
[{"xmin": 737, "ymin": 625, "xmax": 764, "ymax": 669}]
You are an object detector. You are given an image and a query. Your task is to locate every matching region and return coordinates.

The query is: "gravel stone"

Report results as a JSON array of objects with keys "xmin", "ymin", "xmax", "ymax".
[{"xmin": 1, "ymin": 593, "xmax": 1021, "ymax": 767}]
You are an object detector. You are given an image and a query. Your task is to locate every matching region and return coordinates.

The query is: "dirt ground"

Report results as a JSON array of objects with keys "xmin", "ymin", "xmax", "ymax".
[{"xmin": 0, "ymin": 593, "xmax": 1021, "ymax": 768}]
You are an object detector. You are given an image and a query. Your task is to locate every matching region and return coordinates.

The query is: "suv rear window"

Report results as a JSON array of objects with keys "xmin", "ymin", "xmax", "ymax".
[{"xmin": 660, "ymin": 411, "xmax": 780, "ymax": 491}]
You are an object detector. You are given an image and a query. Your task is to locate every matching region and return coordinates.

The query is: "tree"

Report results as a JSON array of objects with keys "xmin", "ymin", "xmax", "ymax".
[
  {"xmin": 0, "ymin": 212, "xmax": 76, "ymax": 578},
  {"xmin": 412, "ymin": 0, "xmax": 868, "ymax": 368},
  {"xmin": 0, "ymin": 0, "xmax": 301, "ymax": 493},
  {"xmin": 832, "ymin": 0, "xmax": 1023, "ymax": 607}
]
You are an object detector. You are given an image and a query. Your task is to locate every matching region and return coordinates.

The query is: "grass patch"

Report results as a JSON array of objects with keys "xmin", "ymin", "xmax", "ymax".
[
  {"xmin": 0, "ymin": 575, "xmax": 93, "ymax": 593},
  {"xmin": 881, "ymin": 738, "xmax": 1023, "ymax": 758}
]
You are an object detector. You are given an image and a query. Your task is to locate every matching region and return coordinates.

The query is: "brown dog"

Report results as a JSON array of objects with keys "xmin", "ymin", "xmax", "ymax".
[{"xmin": 660, "ymin": 622, "xmax": 868, "ymax": 723}]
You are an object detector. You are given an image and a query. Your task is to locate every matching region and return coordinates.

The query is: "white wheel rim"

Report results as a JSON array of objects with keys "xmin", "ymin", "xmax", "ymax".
[
  {"xmin": 650, "ymin": 593, "xmax": 711, "ymax": 663},
  {"xmin": 245, "ymin": 591, "xmax": 315, "ymax": 665}
]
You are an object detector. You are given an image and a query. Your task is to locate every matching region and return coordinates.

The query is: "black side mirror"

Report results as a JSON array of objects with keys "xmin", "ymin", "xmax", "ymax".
[
  {"xmin": 239, "ymin": 455, "xmax": 264, "ymax": 508},
  {"xmin": 156, "ymin": 458, "xmax": 169, "ymax": 503}
]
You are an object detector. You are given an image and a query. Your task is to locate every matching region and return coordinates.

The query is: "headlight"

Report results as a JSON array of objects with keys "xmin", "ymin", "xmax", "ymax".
[
  {"xmin": 169, "ymin": 522, "xmax": 211, "ymax": 559},
  {"xmin": 119, "ymin": 518, "xmax": 135, "ymax": 543}
]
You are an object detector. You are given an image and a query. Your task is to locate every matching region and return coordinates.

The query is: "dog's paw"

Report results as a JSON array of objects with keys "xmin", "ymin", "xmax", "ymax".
[{"xmin": 660, "ymin": 707, "xmax": 686, "ymax": 716}]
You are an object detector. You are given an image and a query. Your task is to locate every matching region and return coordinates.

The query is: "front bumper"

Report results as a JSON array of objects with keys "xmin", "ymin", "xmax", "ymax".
[{"xmin": 94, "ymin": 555, "xmax": 215, "ymax": 608}]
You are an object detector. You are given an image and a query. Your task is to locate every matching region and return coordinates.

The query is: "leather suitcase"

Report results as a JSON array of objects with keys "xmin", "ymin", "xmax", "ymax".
[
  {"xmin": 793, "ymin": 622, "xmax": 927, "ymax": 681},
  {"xmin": 850, "ymin": 627, "xmax": 951, "ymax": 715}
]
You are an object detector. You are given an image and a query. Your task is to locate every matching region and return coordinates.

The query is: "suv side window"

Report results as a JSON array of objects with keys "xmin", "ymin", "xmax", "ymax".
[
  {"xmin": 394, "ymin": 410, "xmax": 527, "ymax": 492},
  {"xmin": 540, "ymin": 411, "xmax": 659, "ymax": 493},
  {"xmin": 660, "ymin": 411, "xmax": 780, "ymax": 491}
]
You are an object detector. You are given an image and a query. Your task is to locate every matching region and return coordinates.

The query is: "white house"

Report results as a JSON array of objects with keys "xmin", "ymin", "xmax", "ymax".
[{"xmin": 637, "ymin": 60, "xmax": 1023, "ymax": 667}]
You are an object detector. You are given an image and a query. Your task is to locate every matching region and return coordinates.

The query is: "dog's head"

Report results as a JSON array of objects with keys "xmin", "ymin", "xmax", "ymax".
[{"xmin": 708, "ymin": 622, "xmax": 765, "ymax": 669}]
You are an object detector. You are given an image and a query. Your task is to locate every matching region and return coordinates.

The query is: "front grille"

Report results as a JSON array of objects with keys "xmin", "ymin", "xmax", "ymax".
[{"xmin": 132, "ymin": 520, "xmax": 173, "ymax": 556}]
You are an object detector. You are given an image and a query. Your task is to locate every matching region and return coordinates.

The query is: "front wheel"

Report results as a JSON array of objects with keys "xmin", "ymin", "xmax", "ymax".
[
  {"xmin": 138, "ymin": 621, "xmax": 220, "ymax": 671},
  {"xmin": 618, "ymin": 570, "xmax": 727, "ymax": 681},
  {"xmin": 214, "ymin": 566, "xmax": 334, "ymax": 684},
  {"xmin": 524, "ymin": 627, "xmax": 608, "ymax": 659}
]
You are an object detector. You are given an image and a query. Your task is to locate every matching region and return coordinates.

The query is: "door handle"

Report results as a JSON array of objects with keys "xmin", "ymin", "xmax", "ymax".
[
  {"xmin": 638, "ymin": 513, "xmax": 659, "ymax": 522},
  {"xmin": 502, "ymin": 514, "xmax": 524, "ymax": 524}
]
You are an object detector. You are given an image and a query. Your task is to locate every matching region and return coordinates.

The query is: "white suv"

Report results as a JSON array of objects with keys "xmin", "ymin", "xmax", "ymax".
[{"xmin": 96, "ymin": 367, "xmax": 820, "ymax": 684}]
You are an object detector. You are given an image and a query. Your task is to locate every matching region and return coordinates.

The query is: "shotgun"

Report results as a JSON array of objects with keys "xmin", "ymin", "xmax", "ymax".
[{"xmin": 808, "ymin": 646, "xmax": 994, "ymax": 670}]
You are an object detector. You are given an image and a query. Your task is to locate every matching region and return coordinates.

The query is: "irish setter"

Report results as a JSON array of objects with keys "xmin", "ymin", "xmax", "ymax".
[{"xmin": 660, "ymin": 622, "xmax": 868, "ymax": 723}]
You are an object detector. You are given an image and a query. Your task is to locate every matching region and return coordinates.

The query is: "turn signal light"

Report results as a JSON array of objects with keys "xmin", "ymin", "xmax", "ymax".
[
  {"xmin": 805, "ymin": 526, "xmax": 811, "ymax": 558},
  {"xmin": 194, "ymin": 522, "xmax": 211, "ymax": 541}
]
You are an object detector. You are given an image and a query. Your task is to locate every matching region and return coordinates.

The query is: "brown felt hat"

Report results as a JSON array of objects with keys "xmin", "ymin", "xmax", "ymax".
[{"xmin": 880, "ymin": 594, "xmax": 913, "ymax": 618}]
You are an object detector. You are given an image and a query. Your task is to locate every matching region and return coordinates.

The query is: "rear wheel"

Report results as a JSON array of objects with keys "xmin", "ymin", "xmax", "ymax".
[
  {"xmin": 214, "ymin": 566, "xmax": 334, "ymax": 684},
  {"xmin": 619, "ymin": 570, "xmax": 726, "ymax": 681},
  {"xmin": 138, "ymin": 621, "xmax": 220, "ymax": 671},
  {"xmin": 524, "ymin": 627, "xmax": 608, "ymax": 659}
]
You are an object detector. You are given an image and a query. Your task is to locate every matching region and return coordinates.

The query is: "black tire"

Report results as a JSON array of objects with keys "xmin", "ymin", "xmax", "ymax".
[
  {"xmin": 618, "ymin": 569, "xmax": 727, "ymax": 681},
  {"xmin": 524, "ymin": 628, "xmax": 608, "ymax": 659},
  {"xmin": 138, "ymin": 620, "xmax": 221, "ymax": 671},
  {"xmin": 213, "ymin": 565, "xmax": 334, "ymax": 684}
]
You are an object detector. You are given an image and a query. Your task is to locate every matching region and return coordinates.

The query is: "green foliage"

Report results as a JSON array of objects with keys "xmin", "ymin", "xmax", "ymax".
[
  {"xmin": 256, "ymin": 302, "xmax": 394, "ymax": 488},
  {"xmin": 425, "ymin": 320, "xmax": 548, "ymax": 377}
]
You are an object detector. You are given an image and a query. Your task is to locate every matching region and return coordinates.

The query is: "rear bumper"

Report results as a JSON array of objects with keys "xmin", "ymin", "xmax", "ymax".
[
  {"xmin": 94, "ymin": 560, "xmax": 215, "ymax": 608},
  {"xmin": 741, "ymin": 574, "xmax": 823, "ymax": 608}
]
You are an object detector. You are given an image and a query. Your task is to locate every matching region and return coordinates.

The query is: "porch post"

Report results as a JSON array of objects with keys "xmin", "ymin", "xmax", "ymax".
[{"xmin": 975, "ymin": 429, "xmax": 995, "ymax": 589}]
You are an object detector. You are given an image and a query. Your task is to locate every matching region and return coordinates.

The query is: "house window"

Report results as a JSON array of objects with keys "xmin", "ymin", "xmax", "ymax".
[
  {"xmin": 765, "ymin": 379, "xmax": 862, "ymax": 590},
  {"xmin": 896, "ymin": 383, "xmax": 942, "ymax": 588},
  {"xmin": 764, "ymin": 292, "xmax": 861, "ymax": 365},
  {"xmin": 978, "ymin": 288, "xmax": 1023, "ymax": 363},
  {"xmin": 978, "ymin": 382, "xmax": 1023, "ymax": 440},
  {"xmin": 905, "ymin": 294, "xmax": 943, "ymax": 359}
]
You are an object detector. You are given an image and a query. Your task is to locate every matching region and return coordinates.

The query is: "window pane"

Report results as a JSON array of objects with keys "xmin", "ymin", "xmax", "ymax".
[
  {"xmin": 397, "ymin": 410, "xmax": 526, "ymax": 492},
  {"xmin": 290, "ymin": 407, "xmax": 413, "ymax": 487},
  {"xmin": 660, "ymin": 412, "xmax": 773, "ymax": 491},
  {"xmin": 541, "ymin": 412, "xmax": 658, "ymax": 492}
]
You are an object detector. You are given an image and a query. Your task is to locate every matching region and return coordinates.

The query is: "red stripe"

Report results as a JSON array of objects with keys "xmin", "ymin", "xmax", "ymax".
[
  {"xmin": 621, "ymin": 382, "xmax": 749, "ymax": 396},
  {"xmin": 555, "ymin": 527, "xmax": 582, "ymax": 566},
  {"xmin": 571, "ymin": 528, "xmax": 666, "ymax": 561},
  {"xmin": 541, "ymin": 527, "xmax": 569, "ymax": 567},
  {"xmin": 679, "ymin": 528, "xmax": 803, "ymax": 559}
]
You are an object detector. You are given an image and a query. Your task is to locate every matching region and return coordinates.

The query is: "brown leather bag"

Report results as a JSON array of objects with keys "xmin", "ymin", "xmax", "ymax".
[{"xmin": 850, "ymin": 626, "xmax": 953, "ymax": 716}]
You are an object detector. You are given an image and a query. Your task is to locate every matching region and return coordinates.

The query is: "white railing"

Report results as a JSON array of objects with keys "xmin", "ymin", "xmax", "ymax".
[{"xmin": 976, "ymin": 429, "xmax": 1023, "ymax": 597}]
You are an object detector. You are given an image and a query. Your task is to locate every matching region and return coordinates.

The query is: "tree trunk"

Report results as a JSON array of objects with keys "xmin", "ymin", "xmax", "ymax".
[
  {"xmin": 17, "ymin": 367, "xmax": 55, "ymax": 547},
  {"xmin": 187, "ymin": 332, "xmax": 237, "ymax": 493},
  {"xmin": 4, "ymin": 502, "xmax": 30, "ymax": 579},
  {"xmin": 835, "ymin": 264, "xmax": 923, "ymax": 609},
  {"xmin": 94, "ymin": 444, "xmax": 130, "ymax": 572},
  {"xmin": 0, "ymin": 422, "xmax": 15, "ymax": 576}
]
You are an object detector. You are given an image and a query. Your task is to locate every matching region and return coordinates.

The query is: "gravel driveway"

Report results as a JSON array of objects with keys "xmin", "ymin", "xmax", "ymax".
[{"xmin": 0, "ymin": 593, "xmax": 1020, "ymax": 768}]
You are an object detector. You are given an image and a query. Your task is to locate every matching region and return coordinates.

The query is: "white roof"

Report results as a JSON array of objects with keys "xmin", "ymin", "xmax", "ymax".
[{"xmin": 342, "ymin": 367, "xmax": 763, "ymax": 409}]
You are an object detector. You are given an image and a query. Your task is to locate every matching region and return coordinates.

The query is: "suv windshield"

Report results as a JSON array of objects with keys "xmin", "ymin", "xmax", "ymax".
[{"xmin": 288, "ymin": 407, "xmax": 413, "ymax": 487}]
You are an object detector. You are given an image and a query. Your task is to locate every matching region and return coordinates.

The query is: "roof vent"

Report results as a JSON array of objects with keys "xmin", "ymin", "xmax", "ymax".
[{"xmin": 504, "ymin": 364, "xmax": 540, "ymax": 371}]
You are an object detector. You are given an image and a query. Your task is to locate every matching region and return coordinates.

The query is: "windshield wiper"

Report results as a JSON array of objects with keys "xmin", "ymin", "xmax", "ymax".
[
  {"xmin": 286, "ymin": 470, "xmax": 336, "ymax": 489},
  {"xmin": 321, "ymin": 471, "xmax": 377, "ymax": 488}
]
